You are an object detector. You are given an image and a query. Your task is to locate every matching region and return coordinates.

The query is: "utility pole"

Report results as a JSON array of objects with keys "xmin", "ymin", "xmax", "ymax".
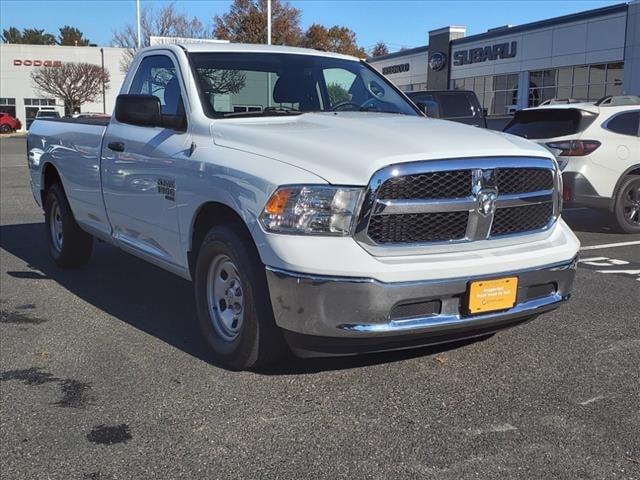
[
  {"xmin": 136, "ymin": 0, "xmax": 142, "ymax": 48},
  {"xmin": 267, "ymin": 0, "xmax": 272, "ymax": 45}
]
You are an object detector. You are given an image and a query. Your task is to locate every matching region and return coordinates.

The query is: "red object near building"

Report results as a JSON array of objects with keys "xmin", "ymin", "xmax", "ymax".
[{"xmin": 0, "ymin": 112, "xmax": 22, "ymax": 133}]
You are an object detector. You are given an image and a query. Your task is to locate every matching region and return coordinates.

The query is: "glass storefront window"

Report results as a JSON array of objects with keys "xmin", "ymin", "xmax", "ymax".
[
  {"xmin": 573, "ymin": 65, "xmax": 589, "ymax": 85},
  {"xmin": 606, "ymin": 83, "xmax": 623, "ymax": 96},
  {"xmin": 606, "ymin": 62, "xmax": 624, "ymax": 85},
  {"xmin": 556, "ymin": 86, "xmax": 571, "ymax": 99},
  {"xmin": 556, "ymin": 68, "xmax": 573, "ymax": 86},
  {"xmin": 528, "ymin": 62, "xmax": 624, "ymax": 106},
  {"xmin": 451, "ymin": 74, "xmax": 517, "ymax": 115},
  {"xmin": 588, "ymin": 84, "xmax": 606, "ymax": 99},
  {"xmin": 589, "ymin": 64, "xmax": 606, "ymax": 84},
  {"xmin": 572, "ymin": 85, "xmax": 588, "ymax": 99},
  {"xmin": 473, "ymin": 76, "xmax": 485, "ymax": 96}
]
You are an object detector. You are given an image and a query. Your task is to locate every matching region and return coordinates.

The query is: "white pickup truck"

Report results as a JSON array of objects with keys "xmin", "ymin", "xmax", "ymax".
[{"xmin": 27, "ymin": 43, "xmax": 579, "ymax": 369}]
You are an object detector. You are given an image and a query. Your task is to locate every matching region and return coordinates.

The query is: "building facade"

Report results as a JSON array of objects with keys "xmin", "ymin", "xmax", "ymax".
[
  {"xmin": 0, "ymin": 44, "xmax": 127, "ymax": 129},
  {"xmin": 370, "ymin": 1, "xmax": 640, "ymax": 116}
]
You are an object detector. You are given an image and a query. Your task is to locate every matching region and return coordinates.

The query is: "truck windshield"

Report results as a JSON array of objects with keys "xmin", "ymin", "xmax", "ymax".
[{"xmin": 188, "ymin": 52, "xmax": 419, "ymax": 118}]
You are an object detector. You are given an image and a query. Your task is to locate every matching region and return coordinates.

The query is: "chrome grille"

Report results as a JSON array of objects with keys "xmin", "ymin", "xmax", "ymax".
[{"xmin": 355, "ymin": 158, "xmax": 559, "ymax": 255}]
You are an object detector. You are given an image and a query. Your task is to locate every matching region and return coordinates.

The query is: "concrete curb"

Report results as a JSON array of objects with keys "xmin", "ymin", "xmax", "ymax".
[{"xmin": 0, "ymin": 132, "xmax": 27, "ymax": 138}]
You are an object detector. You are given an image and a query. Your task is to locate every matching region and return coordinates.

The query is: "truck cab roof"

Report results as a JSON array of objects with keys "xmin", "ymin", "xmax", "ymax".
[{"xmin": 140, "ymin": 42, "xmax": 361, "ymax": 61}]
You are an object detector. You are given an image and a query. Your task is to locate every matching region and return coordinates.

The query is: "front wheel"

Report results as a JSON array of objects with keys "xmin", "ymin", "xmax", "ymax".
[
  {"xmin": 194, "ymin": 224, "xmax": 287, "ymax": 370},
  {"xmin": 0, "ymin": 124, "xmax": 11, "ymax": 134},
  {"xmin": 612, "ymin": 175, "xmax": 640, "ymax": 234},
  {"xmin": 44, "ymin": 183, "xmax": 93, "ymax": 267}
]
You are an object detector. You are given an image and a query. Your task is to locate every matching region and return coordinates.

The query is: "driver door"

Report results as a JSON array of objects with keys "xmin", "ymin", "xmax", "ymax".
[{"xmin": 101, "ymin": 53, "xmax": 190, "ymax": 270}]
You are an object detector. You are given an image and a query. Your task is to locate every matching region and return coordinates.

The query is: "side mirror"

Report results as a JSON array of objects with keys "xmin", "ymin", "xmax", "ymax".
[
  {"xmin": 115, "ymin": 94, "xmax": 186, "ymax": 130},
  {"xmin": 416, "ymin": 100, "xmax": 440, "ymax": 118},
  {"xmin": 115, "ymin": 94, "xmax": 162, "ymax": 127}
]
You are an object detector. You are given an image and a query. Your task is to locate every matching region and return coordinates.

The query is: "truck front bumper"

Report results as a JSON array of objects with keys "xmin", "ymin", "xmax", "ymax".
[{"xmin": 266, "ymin": 256, "xmax": 577, "ymax": 356}]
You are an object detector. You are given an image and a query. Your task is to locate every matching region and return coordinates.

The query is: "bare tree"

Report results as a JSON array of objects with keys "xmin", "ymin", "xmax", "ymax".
[
  {"xmin": 370, "ymin": 41, "xmax": 389, "ymax": 58},
  {"xmin": 31, "ymin": 63, "xmax": 110, "ymax": 115},
  {"xmin": 198, "ymin": 69, "xmax": 247, "ymax": 95},
  {"xmin": 112, "ymin": 3, "xmax": 208, "ymax": 72}
]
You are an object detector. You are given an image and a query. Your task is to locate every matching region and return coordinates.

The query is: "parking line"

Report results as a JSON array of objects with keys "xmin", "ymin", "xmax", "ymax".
[{"xmin": 580, "ymin": 240, "xmax": 640, "ymax": 251}]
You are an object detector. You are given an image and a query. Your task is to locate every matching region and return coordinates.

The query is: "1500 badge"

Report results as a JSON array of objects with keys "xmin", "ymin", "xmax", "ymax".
[{"xmin": 157, "ymin": 178, "xmax": 176, "ymax": 201}]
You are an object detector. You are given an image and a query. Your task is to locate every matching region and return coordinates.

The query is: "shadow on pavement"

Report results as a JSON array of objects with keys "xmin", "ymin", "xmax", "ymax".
[
  {"xmin": 562, "ymin": 208, "xmax": 617, "ymax": 234},
  {"xmin": 1, "ymin": 222, "xmax": 483, "ymax": 374}
]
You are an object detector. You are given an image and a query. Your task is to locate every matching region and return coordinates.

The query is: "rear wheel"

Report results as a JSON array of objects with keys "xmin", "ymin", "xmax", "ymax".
[
  {"xmin": 0, "ymin": 124, "xmax": 11, "ymax": 134},
  {"xmin": 44, "ymin": 183, "xmax": 93, "ymax": 267},
  {"xmin": 612, "ymin": 175, "xmax": 640, "ymax": 234},
  {"xmin": 194, "ymin": 224, "xmax": 287, "ymax": 370}
]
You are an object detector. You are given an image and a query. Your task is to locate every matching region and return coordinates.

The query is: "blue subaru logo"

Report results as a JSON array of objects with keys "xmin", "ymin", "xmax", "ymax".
[{"xmin": 429, "ymin": 52, "xmax": 447, "ymax": 72}]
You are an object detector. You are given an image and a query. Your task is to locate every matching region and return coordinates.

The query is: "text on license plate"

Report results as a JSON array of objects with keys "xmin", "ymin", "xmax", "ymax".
[{"xmin": 468, "ymin": 277, "xmax": 518, "ymax": 314}]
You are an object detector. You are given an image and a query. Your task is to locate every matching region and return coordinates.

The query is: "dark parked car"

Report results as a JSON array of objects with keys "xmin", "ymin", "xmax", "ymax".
[
  {"xmin": 407, "ymin": 90, "xmax": 487, "ymax": 128},
  {"xmin": 0, "ymin": 112, "xmax": 22, "ymax": 133}
]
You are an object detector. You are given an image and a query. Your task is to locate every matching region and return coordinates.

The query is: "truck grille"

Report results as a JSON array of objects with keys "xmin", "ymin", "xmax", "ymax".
[
  {"xmin": 491, "ymin": 203, "xmax": 554, "ymax": 236},
  {"xmin": 496, "ymin": 168, "xmax": 553, "ymax": 194},
  {"xmin": 356, "ymin": 158, "xmax": 558, "ymax": 253},
  {"xmin": 368, "ymin": 211, "xmax": 469, "ymax": 244},
  {"xmin": 377, "ymin": 170, "xmax": 472, "ymax": 199}
]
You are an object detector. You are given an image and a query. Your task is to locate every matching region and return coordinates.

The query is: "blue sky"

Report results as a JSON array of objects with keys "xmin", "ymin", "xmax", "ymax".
[{"xmin": 0, "ymin": 0, "xmax": 623, "ymax": 51}]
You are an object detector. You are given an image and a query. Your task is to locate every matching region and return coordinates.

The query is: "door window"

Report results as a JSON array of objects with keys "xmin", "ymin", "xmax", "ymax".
[
  {"xmin": 604, "ymin": 111, "xmax": 640, "ymax": 137},
  {"xmin": 129, "ymin": 55, "xmax": 185, "ymax": 116}
]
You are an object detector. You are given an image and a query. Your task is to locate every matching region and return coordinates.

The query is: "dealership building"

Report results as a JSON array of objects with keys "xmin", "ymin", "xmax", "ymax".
[
  {"xmin": 0, "ymin": 44, "xmax": 127, "ymax": 128},
  {"xmin": 370, "ymin": 1, "xmax": 640, "ymax": 116}
]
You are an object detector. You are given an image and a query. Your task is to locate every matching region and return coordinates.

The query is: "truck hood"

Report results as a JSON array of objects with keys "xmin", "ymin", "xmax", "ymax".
[{"xmin": 211, "ymin": 112, "xmax": 552, "ymax": 185}]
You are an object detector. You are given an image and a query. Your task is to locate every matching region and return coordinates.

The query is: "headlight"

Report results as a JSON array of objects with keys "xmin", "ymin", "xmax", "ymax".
[{"xmin": 259, "ymin": 185, "xmax": 363, "ymax": 235}]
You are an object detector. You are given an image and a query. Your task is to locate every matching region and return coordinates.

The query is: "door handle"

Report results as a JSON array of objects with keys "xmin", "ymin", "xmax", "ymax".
[{"xmin": 107, "ymin": 141, "xmax": 125, "ymax": 152}]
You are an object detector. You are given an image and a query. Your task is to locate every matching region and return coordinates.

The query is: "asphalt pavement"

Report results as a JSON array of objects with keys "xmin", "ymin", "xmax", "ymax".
[{"xmin": 1, "ymin": 136, "xmax": 639, "ymax": 479}]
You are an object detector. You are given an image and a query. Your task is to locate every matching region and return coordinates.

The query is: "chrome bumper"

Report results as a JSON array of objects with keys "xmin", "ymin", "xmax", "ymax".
[{"xmin": 266, "ymin": 257, "xmax": 577, "ymax": 353}]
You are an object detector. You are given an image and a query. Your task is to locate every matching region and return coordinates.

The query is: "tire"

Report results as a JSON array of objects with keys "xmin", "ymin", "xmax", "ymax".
[
  {"xmin": 0, "ymin": 124, "xmax": 11, "ymax": 134},
  {"xmin": 612, "ymin": 175, "xmax": 640, "ymax": 234},
  {"xmin": 194, "ymin": 224, "xmax": 287, "ymax": 370},
  {"xmin": 44, "ymin": 183, "xmax": 93, "ymax": 267}
]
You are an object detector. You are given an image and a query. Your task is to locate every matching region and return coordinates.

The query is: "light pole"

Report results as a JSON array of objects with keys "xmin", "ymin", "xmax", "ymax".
[
  {"xmin": 267, "ymin": 0, "xmax": 271, "ymax": 45},
  {"xmin": 136, "ymin": 0, "xmax": 142, "ymax": 48},
  {"xmin": 100, "ymin": 48, "xmax": 106, "ymax": 114}
]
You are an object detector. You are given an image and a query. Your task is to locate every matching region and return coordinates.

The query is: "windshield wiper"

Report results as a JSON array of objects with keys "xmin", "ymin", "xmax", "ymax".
[
  {"xmin": 357, "ymin": 107, "xmax": 405, "ymax": 115},
  {"xmin": 222, "ymin": 108, "xmax": 304, "ymax": 118}
]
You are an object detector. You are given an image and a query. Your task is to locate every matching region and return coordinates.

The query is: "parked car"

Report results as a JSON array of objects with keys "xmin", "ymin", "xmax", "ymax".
[
  {"xmin": 36, "ymin": 109, "xmax": 61, "ymax": 119},
  {"xmin": 27, "ymin": 43, "xmax": 579, "ymax": 369},
  {"xmin": 406, "ymin": 90, "xmax": 487, "ymax": 128},
  {"xmin": 504, "ymin": 95, "xmax": 640, "ymax": 233},
  {"xmin": 0, "ymin": 112, "xmax": 22, "ymax": 133},
  {"xmin": 72, "ymin": 112, "xmax": 111, "ymax": 120}
]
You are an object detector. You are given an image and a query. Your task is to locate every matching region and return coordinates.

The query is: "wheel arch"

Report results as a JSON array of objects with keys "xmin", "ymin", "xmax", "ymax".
[
  {"xmin": 610, "ymin": 164, "xmax": 640, "ymax": 211},
  {"xmin": 188, "ymin": 201, "xmax": 258, "ymax": 279},
  {"xmin": 40, "ymin": 162, "xmax": 63, "ymax": 206}
]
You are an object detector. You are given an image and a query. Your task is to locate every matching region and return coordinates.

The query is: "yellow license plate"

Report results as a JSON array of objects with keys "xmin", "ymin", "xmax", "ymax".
[{"xmin": 468, "ymin": 277, "xmax": 518, "ymax": 314}]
